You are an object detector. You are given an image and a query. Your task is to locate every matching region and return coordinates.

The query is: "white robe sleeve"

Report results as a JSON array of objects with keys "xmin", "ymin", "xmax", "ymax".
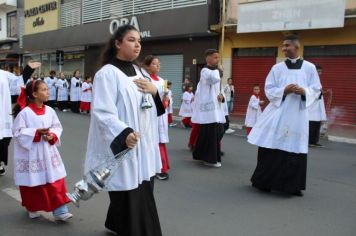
[
  {"xmin": 249, "ymin": 96, "xmax": 260, "ymax": 110},
  {"xmin": 49, "ymin": 109, "xmax": 63, "ymax": 147},
  {"xmin": 13, "ymin": 112, "xmax": 37, "ymax": 150},
  {"xmin": 182, "ymin": 92, "xmax": 191, "ymax": 104},
  {"xmin": 303, "ymin": 65, "xmax": 322, "ymax": 108},
  {"xmin": 201, "ymin": 68, "xmax": 220, "ymax": 85},
  {"xmin": 264, "ymin": 67, "xmax": 285, "ymax": 107},
  {"xmin": 92, "ymin": 70, "xmax": 129, "ymax": 146}
]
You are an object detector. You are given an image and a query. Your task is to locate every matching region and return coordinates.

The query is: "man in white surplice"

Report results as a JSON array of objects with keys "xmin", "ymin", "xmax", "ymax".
[{"xmin": 248, "ymin": 35, "xmax": 321, "ymax": 197}]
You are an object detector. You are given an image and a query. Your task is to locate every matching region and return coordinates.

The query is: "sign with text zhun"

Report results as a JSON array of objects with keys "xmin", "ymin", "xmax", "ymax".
[
  {"xmin": 109, "ymin": 16, "xmax": 151, "ymax": 38},
  {"xmin": 237, "ymin": 0, "xmax": 346, "ymax": 33}
]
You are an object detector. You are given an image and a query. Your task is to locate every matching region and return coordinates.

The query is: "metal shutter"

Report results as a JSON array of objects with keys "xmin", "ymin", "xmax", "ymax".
[
  {"xmin": 157, "ymin": 54, "xmax": 184, "ymax": 108},
  {"xmin": 306, "ymin": 57, "xmax": 356, "ymax": 126},
  {"xmin": 231, "ymin": 56, "xmax": 276, "ymax": 115}
]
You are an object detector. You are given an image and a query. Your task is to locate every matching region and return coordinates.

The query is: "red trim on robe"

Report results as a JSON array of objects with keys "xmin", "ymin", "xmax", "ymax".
[
  {"xmin": 28, "ymin": 102, "xmax": 46, "ymax": 115},
  {"xmin": 48, "ymin": 132, "xmax": 58, "ymax": 145},
  {"xmin": 188, "ymin": 123, "xmax": 200, "ymax": 150},
  {"xmin": 159, "ymin": 143, "xmax": 170, "ymax": 174},
  {"xmin": 19, "ymin": 178, "xmax": 70, "ymax": 212},
  {"xmin": 150, "ymin": 74, "xmax": 159, "ymax": 81},
  {"xmin": 80, "ymin": 102, "xmax": 91, "ymax": 111},
  {"xmin": 168, "ymin": 114, "xmax": 173, "ymax": 124},
  {"xmin": 33, "ymin": 130, "xmax": 41, "ymax": 142},
  {"xmin": 246, "ymin": 127, "xmax": 252, "ymax": 135}
]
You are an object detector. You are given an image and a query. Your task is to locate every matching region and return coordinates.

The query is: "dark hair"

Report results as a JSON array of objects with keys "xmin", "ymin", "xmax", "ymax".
[
  {"xmin": 143, "ymin": 55, "xmax": 159, "ymax": 67},
  {"xmin": 227, "ymin": 78, "xmax": 232, "ymax": 81},
  {"xmin": 284, "ymin": 34, "xmax": 300, "ymax": 42},
  {"xmin": 316, "ymin": 65, "xmax": 323, "ymax": 70},
  {"xmin": 185, "ymin": 82, "xmax": 193, "ymax": 91},
  {"xmin": 101, "ymin": 24, "xmax": 139, "ymax": 66},
  {"xmin": 205, "ymin": 49, "xmax": 219, "ymax": 57},
  {"xmin": 167, "ymin": 81, "xmax": 172, "ymax": 86},
  {"xmin": 12, "ymin": 80, "xmax": 46, "ymax": 118},
  {"xmin": 253, "ymin": 84, "xmax": 260, "ymax": 88},
  {"xmin": 73, "ymin": 69, "xmax": 80, "ymax": 77},
  {"xmin": 84, "ymin": 75, "xmax": 91, "ymax": 81},
  {"xmin": 49, "ymin": 70, "xmax": 56, "ymax": 76}
]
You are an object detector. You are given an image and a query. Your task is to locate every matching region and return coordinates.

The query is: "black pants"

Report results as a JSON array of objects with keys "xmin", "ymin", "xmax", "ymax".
[
  {"xmin": 309, "ymin": 121, "xmax": 321, "ymax": 145},
  {"xmin": 11, "ymin": 95, "xmax": 18, "ymax": 104},
  {"xmin": 70, "ymin": 101, "xmax": 80, "ymax": 113},
  {"xmin": 57, "ymin": 101, "xmax": 68, "ymax": 111},
  {"xmin": 251, "ymin": 147, "xmax": 307, "ymax": 193},
  {"xmin": 105, "ymin": 178, "xmax": 162, "ymax": 236},
  {"xmin": 0, "ymin": 137, "xmax": 11, "ymax": 165},
  {"xmin": 193, "ymin": 123, "xmax": 225, "ymax": 164}
]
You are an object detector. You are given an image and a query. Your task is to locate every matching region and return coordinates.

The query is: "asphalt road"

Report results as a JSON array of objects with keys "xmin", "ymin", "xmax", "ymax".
[{"xmin": 1, "ymin": 111, "xmax": 356, "ymax": 236}]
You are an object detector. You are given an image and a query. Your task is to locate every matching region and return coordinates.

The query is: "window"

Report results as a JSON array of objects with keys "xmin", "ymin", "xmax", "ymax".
[{"xmin": 7, "ymin": 11, "xmax": 17, "ymax": 38}]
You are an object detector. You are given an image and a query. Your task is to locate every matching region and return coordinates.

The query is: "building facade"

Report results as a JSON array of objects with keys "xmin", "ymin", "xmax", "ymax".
[
  {"xmin": 19, "ymin": 0, "xmax": 220, "ymax": 108},
  {"xmin": 219, "ymin": 0, "xmax": 356, "ymax": 126},
  {"xmin": 0, "ymin": 0, "xmax": 19, "ymax": 70}
]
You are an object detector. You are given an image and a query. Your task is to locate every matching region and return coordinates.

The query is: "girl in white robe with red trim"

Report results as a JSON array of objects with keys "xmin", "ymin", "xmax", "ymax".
[
  {"xmin": 12, "ymin": 80, "xmax": 72, "ymax": 221},
  {"xmin": 80, "ymin": 76, "xmax": 93, "ymax": 113},
  {"xmin": 142, "ymin": 55, "xmax": 170, "ymax": 180}
]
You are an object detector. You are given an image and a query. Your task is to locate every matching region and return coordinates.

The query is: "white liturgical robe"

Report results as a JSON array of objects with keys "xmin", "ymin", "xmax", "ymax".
[
  {"xmin": 248, "ymin": 60, "xmax": 321, "ymax": 154},
  {"xmin": 84, "ymin": 64, "xmax": 162, "ymax": 191}
]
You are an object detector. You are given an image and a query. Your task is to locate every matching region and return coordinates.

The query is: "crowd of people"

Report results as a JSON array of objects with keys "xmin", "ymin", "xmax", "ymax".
[{"xmin": 0, "ymin": 24, "xmax": 328, "ymax": 236}]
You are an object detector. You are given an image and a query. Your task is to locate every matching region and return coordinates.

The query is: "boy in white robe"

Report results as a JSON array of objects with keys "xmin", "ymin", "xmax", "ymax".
[
  {"xmin": 308, "ymin": 65, "xmax": 327, "ymax": 147},
  {"xmin": 248, "ymin": 35, "xmax": 321, "ymax": 196},
  {"xmin": 44, "ymin": 70, "xmax": 58, "ymax": 108},
  {"xmin": 245, "ymin": 84, "xmax": 264, "ymax": 135},
  {"xmin": 191, "ymin": 49, "xmax": 226, "ymax": 168},
  {"xmin": 55, "ymin": 72, "xmax": 69, "ymax": 112},
  {"xmin": 70, "ymin": 70, "xmax": 81, "ymax": 113},
  {"xmin": 179, "ymin": 83, "xmax": 194, "ymax": 128},
  {"xmin": 0, "ymin": 63, "xmax": 40, "ymax": 176}
]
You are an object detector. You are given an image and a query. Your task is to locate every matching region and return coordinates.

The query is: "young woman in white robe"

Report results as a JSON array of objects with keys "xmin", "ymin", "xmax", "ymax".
[
  {"xmin": 55, "ymin": 72, "xmax": 69, "ymax": 112},
  {"xmin": 80, "ymin": 76, "xmax": 93, "ymax": 113},
  {"xmin": 12, "ymin": 79, "xmax": 72, "ymax": 221},
  {"xmin": 70, "ymin": 70, "xmax": 81, "ymax": 113},
  {"xmin": 84, "ymin": 25, "xmax": 164, "ymax": 236},
  {"xmin": 244, "ymin": 84, "xmax": 264, "ymax": 135},
  {"xmin": 44, "ymin": 70, "xmax": 58, "ymax": 108},
  {"xmin": 142, "ymin": 55, "xmax": 171, "ymax": 180},
  {"xmin": 0, "ymin": 63, "xmax": 40, "ymax": 176},
  {"xmin": 179, "ymin": 83, "xmax": 194, "ymax": 128}
]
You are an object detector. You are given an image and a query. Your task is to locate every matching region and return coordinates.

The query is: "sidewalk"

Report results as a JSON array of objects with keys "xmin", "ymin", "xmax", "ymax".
[{"xmin": 171, "ymin": 111, "xmax": 356, "ymax": 145}]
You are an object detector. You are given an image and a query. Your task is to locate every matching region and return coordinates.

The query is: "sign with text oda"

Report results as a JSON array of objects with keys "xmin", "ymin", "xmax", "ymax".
[{"xmin": 237, "ymin": 0, "xmax": 346, "ymax": 33}]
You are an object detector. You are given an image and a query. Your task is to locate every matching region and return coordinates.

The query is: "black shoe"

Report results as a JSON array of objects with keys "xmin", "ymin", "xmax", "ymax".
[
  {"xmin": 252, "ymin": 183, "xmax": 271, "ymax": 192},
  {"xmin": 156, "ymin": 173, "xmax": 169, "ymax": 180},
  {"xmin": 293, "ymin": 191, "xmax": 304, "ymax": 197}
]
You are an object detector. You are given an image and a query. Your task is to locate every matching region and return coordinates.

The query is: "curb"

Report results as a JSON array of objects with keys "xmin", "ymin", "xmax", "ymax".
[{"xmin": 172, "ymin": 116, "xmax": 356, "ymax": 145}]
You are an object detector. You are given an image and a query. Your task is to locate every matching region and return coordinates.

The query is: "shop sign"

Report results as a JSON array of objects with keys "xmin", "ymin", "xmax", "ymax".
[
  {"xmin": 109, "ymin": 16, "xmax": 151, "ymax": 38},
  {"xmin": 237, "ymin": 0, "xmax": 346, "ymax": 33}
]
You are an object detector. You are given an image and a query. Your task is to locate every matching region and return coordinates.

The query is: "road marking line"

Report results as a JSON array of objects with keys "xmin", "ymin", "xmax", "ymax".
[{"xmin": 2, "ymin": 187, "xmax": 55, "ymax": 222}]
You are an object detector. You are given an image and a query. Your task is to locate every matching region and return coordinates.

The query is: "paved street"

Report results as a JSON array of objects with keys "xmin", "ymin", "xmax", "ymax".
[{"xmin": 1, "ymin": 111, "xmax": 356, "ymax": 236}]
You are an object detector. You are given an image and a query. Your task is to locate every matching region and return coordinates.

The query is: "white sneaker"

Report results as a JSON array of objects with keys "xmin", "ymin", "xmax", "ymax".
[
  {"xmin": 225, "ymin": 128, "xmax": 235, "ymax": 134},
  {"xmin": 54, "ymin": 212, "xmax": 73, "ymax": 222},
  {"xmin": 203, "ymin": 162, "xmax": 221, "ymax": 168},
  {"xmin": 0, "ymin": 162, "xmax": 5, "ymax": 176},
  {"xmin": 62, "ymin": 109, "xmax": 68, "ymax": 112},
  {"xmin": 28, "ymin": 212, "xmax": 41, "ymax": 219},
  {"xmin": 169, "ymin": 123, "xmax": 177, "ymax": 127}
]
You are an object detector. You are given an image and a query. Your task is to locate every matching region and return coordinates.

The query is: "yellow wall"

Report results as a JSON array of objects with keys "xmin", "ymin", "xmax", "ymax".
[
  {"xmin": 223, "ymin": 24, "xmax": 356, "ymax": 58},
  {"xmin": 24, "ymin": 0, "xmax": 59, "ymax": 35}
]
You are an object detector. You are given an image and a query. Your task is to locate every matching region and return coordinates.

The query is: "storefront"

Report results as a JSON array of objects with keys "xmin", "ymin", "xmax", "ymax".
[
  {"xmin": 22, "ymin": 3, "xmax": 219, "ymax": 108},
  {"xmin": 220, "ymin": 0, "xmax": 356, "ymax": 126}
]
